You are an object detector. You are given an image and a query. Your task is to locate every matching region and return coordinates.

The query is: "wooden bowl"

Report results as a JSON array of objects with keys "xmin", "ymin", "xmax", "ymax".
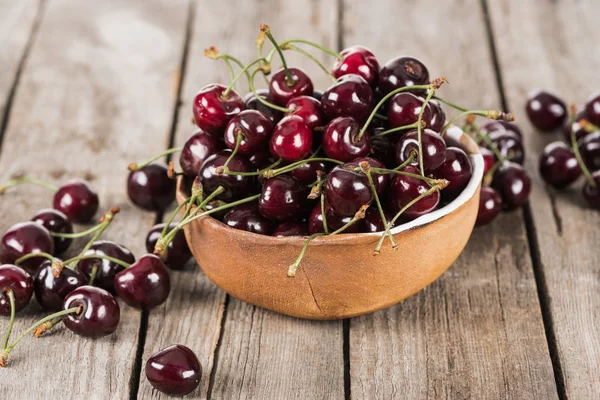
[{"xmin": 177, "ymin": 126, "xmax": 483, "ymax": 320}]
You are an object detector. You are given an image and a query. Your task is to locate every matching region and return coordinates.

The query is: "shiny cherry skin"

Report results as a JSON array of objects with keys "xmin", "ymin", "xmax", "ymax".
[
  {"xmin": 31, "ymin": 209, "xmax": 73, "ymax": 255},
  {"xmin": 396, "ymin": 129, "xmax": 447, "ymax": 171},
  {"xmin": 526, "ymin": 89, "xmax": 567, "ymax": 131},
  {"xmin": 269, "ymin": 68, "xmax": 314, "ymax": 106},
  {"xmin": 224, "ymin": 110, "xmax": 273, "ymax": 154},
  {"xmin": 487, "ymin": 130, "xmax": 525, "ymax": 164},
  {"xmin": 582, "ymin": 171, "xmax": 600, "ymax": 209},
  {"xmin": 223, "ymin": 202, "xmax": 273, "ymax": 235},
  {"xmin": 179, "ymin": 130, "xmax": 223, "ymax": 178},
  {"xmin": 585, "ymin": 93, "xmax": 600, "ymax": 126},
  {"xmin": 285, "ymin": 95, "xmax": 324, "ymax": 129},
  {"xmin": 291, "ymin": 160, "xmax": 329, "ymax": 185},
  {"xmin": 63, "ymin": 286, "xmax": 120, "ymax": 338},
  {"xmin": 192, "ymin": 84, "xmax": 244, "ymax": 133},
  {"xmin": 492, "ymin": 162, "xmax": 531, "ymax": 210},
  {"xmin": 269, "ymin": 115, "xmax": 313, "ymax": 162},
  {"xmin": 480, "ymin": 147, "xmax": 495, "ymax": 176},
  {"xmin": 0, "ymin": 222, "xmax": 54, "ymax": 275},
  {"xmin": 351, "ymin": 156, "xmax": 389, "ymax": 195},
  {"xmin": 434, "ymin": 147, "xmax": 473, "ymax": 199},
  {"xmin": 272, "ymin": 221, "xmax": 308, "ymax": 237},
  {"xmin": 579, "ymin": 132, "xmax": 600, "ymax": 171},
  {"xmin": 245, "ymin": 89, "xmax": 282, "ymax": 124},
  {"xmin": 0, "ymin": 264, "xmax": 33, "ymax": 314},
  {"xmin": 370, "ymin": 135, "xmax": 397, "ymax": 168},
  {"xmin": 321, "ymin": 74, "xmax": 373, "ymax": 123},
  {"xmin": 114, "ymin": 254, "xmax": 170, "ymax": 310},
  {"xmin": 481, "ymin": 120, "xmax": 522, "ymax": 138},
  {"xmin": 199, "ymin": 150, "xmax": 256, "ymax": 201},
  {"xmin": 387, "ymin": 166, "xmax": 440, "ymax": 219},
  {"xmin": 362, "ymin": 207, "xmax": 395, "ymax": 233},
  {"xmin": 476, "ymin": 187, "xmax": 503, "ymax": 226},
  {"xmin": 248, "ymin": 150, "xmax": 276, "ymax": 170},
  {"xmin": 428, "ymin": 100, "xmax": 446, "ymax": 132},
  {"xmin": 379, "ymin": 56, "xmax": 429, "ymax": 95},
  {"xmin": 323, "ymin": 117, "xmax": 370, "ymax": 162},
  {"xmin": 146, "ymin": 224, "xmax": 191, "ymax": 270},
  {"xmin": 539, "ymin": 142, "xmax": 581, "ymax": 188},
  {"xmin": 259, "ymin": 175, "xmax": 308, "ymax": 222},
  {"xmin": 387, "ymin": 92, "xmax": 433, "ymax": 130},
  {"xmin": 562, "ymin": 107, "xmax": 591, "ymax": 142},
  {"xmin": 34, "ymin": 259, "xmax": 87, "ymax": 311},
  {"xmin": 324, "ymin": 164, "xmax": 373, "ymax": 216},
  {"xmin": 332, "ymin": 45, "xmax": 379, "ymax": 87},
  {"xmin": 53, "ymin": 179, "xmax": 99, "ymax": 223},
  {"xmin": 308, "ymin": 202, "xmax": 363, "ymax": 234},
  {"xmin": 77, "ymin": 240, "xmax": 136, "ymax": 293},
  {"xmin": 146, "ymin": 344, "xmax": 202, "ymax": 396},
  {"xmin": 127, "ymin": 163, "xmax": 176, "ymax": 211}
]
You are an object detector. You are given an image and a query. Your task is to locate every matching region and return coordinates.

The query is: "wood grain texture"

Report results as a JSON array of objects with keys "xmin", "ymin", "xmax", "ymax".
[
  {"xmin": 343, "ymin": 0, "xmax": 558, "ymax": 398},
  {"xmin": 487, "ymin": 0, "xmax": 600, "ymax": 397},
  {"xmin": 0, "ymin": 0, "xmax": 188, "ymax": 398},
  {"xmin": 138, "ymin": 0, "xmax": 344, "ymax": 398}
]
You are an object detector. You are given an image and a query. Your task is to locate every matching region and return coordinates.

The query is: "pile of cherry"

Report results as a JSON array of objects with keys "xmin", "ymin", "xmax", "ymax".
[
  {"xmin": 527, "ymin": 90, "xmax": 600, "ymax": 207},
  {"xmin": 0, "ymin": 24, "xmax": 534, "ymax": 397}
]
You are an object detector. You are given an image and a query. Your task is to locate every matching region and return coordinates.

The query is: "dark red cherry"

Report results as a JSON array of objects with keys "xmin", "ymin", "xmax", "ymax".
[
  {"xmin": 332, "ymin": 45, "xmax": 379, "ymax": 87},
  {"xmin": 34, "ymin": 260, "xmax": 86, "ymax": 311},
  {"xmin": 53, "ymin": 179, "xmax": 99, "ymax": 223},
  {"xmin": 351, "ymin": 156, "xmax": 389, "ymax": 195},
  {"xmin": 272, "ymin": 221, "xmax": 308, "ymax": 237},
  {"xmin": 434, "ymin": 147, "xmax": 473, "ymax": 199},
  {"xmin": 245, "ymin": 89, "xmax": 282, "ymax": 124},
  {"xmin": 481, "ymin": 120, "xmax": 522, "ymax": 138},
  {"xmin": 526, "ymin": 89, "xmax": 567, "ymax": 131},
  {"xmin": 579, "ymin": 132, "xmax": 600, "ymax": 171},
  {"xmin": 362, "ymin": 207, "xmax": 395, "ymax": 233},
  {"xmin": 145, "ymin": 344, "xmax": 202, "ymax": 396},
  {"xmin": 321, "ymin": 74, "xmax": 373, "ymax": 123},
  {"xmin": 323, "ymin": 117, "xmax": 370, "ymax": 162},
  {"xmin": 224, "ymin": 110, "xmax": 273, "ymax": 154},
  {"xmin": 388, "ymin": 166, "xmax": 440, "ymax": 219},
  {"xmin": 562, "ymin": 108, "xmax": 591, "ymax": 142},
  {"xmin": 324, "ymin": 164, "xmax": 373, "ymax": 216},
  {"xmin": 248, "ymin": 150, "xmax": 276, "ymax": 170},
  {"xmin": 585, "ymin": 93, "xmax": 600, "ymax": 126},
  {"xmin": 179, "ymin": 130, "xmax": 223, "ymax": 178},
  {"xmin": 476, "ymin": 187, "xmax": 503, "ymax": 226},
  {"xmin": 0, "ymin": 264, "xmax": 33, "ymax": 314},
  {"xmin": 487, "ymin": 130, "xmax": 525, "ymax": 164},
  {"xmin": 312, "ymin": 90, "xmax": 323, "ymax": 101},
  {"xmin": 378, "ymin": 56, "xmax": 429, "ymax": 95},
  {"xmin": 77, "ymin": 240, "xmax": 136, "ymax": 293},
  {"xmin": 387, "ymin": 92, "xmax": 433, "ymax": 130},
  {"xmin": 291, "ymin": 160, "xmax": 329, "ymax": 185},
  {"xmin": 199, "ymin": 150, "xmax": 256, "ymax": 201},
  {"xmin": 539, "ymin": 142, "xmax": 581, "ymax": 188},
  {"xmin": 285, "ymin": 96, "xmax": 324, "ymax": 129},
  {"xmin": 259, "ymin": 175, "xmax": 308, "ymax": 222},
  {"xmin": 370, "ymin": 135, "xmax": 397, "ymax": 168},
  {"xmin": 428, "ymin": 100, "xmax": 446, "ymax": 132},
  {"xmin": 146, "ymin": 224, "xmax": 191, "ymax": 270},
  {"xmin": 269, "ymin": 115, "xmax": 313, "ymax": 162},
  {"xmin": 396, "ymin": 129, "xmax": 447, "ymax": 171},
  {"xmin": 307, "ymin": 202, "xmax": 363, "ymax": 234},
  {"xmin": 192, "ymin": 84, "xmax": 244, "ymax": 133},
  {"xmin": 114, "ymin": 254, "xmax": 170, "ymax": 310},
  {"xmin": 31, "ymin": 209, "xmax": 73, "ymax": 255},
  {"xmin": 223, "ymin": 202, "xmax": 273, "ymax": 235},
  {"xmin": 203, "ymin": 200, "xmax": 229, "ymax": 221},
  {"xmin": 268, "ymin": 68, "xmax": 314, "ymax": 106},
  {"xmin": 582, "ymin": 171, "xmax": 600, "ymax": 209},
  {"xmin": 480, "ymin": 147, "xmax": 495, "ymax": 176},
  {"xmin": 492, "ymin": 162, "xmax": 531, "ymax": 210},
  {"xmin": 0, "ymin": 222, "xmax": 54, "ymax": 275},
  {"xmin": 127, "ymin": 163, "xmax": 176, "ymax": 211},
  {"xmin": 63, "ymin": 286, "xmax": 120, "ymax": 338}
]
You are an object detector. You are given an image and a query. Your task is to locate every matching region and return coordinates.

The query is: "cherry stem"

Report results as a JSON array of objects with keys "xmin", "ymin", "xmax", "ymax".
[
  {"xmin": 433, "ymin": 96, "xmax": 469, "ymax": 112},
  {"xmin": 88, "ymin": 265, "xmax": 99, "ymax": 286},
  {"xmin": 569, "ymin": 105, "xmax": 597, "ymax": 187},
  {"xmin": 182, "ymin": 193, "xmax": 260, "ymax": 226},
  {"xmin": 268, "ymin": 157, "xmax": 344, "ymax": 178},
  {"xmin": 417, "ymin": 89, "xmax": 436, "ymax": 176},
  {"xmin": 204, "ymin": 46, "xmax": 249, "ymax": 81},
  {"xmin": 49, "ymin": 220, "xmax": 105, "ymax": 239},
  {"xmin": 2, "ymin": 290, "xmax": 15, "ymax": 350},
  {"xmin": 373, "ymin": 113, "xmax": 388, "ymax": 121},
  {"xmin": 369, "ymin": 167, "xmax": 439, "ymax": 186},
  {"xmin": 320, "ymin": 192, "xmax": 329, "ymax": 234},
  {"xmin": 15, "ymin": 252, "xmax": 55, "ymax": 267},
  {"xmin": 469, "ymin": 121, "xmax": 506, "ymax": 163},
  {"xmin": 64, "ymin": 254, "xmax": 131, "ymax": 269},
  {"xmin": 484, "ymin": 160, "xmax": 503, "ymax": 186},
  {"xmin": 33, "ymin": 316, "xmax": 63, "ymax": 338},
  {"xmin": 223, "ymin": 57, "xmax": 268, "ymax": 98},
  {"xmin": 249, "ymin": 68, "xmax": 291, "ymax": 113},
  {"xmin": 393, "ymin": 152, "xmax": 416, "ymax": 171},
  {"xmin": 372, "ymin": 121, "xmax": 423, "ymax": 138},
  {"xmin": 440, "ymin": 110, "xmax": 515, "ymax": 137},
  {"xmin": 282, "ymin": 43, "xmax": 337, "ymax": 83},
  {"xmin": 128, "ymin": 147, "xmax": 183, "ymax": 171},
  {"xmin": 161, "ymin": 197, "xmax": 192, "ymax": 237},
  {"xmin": 69, "ymin": 207, "xmax": 120, "ymax": 269},
  {"xmin": 360, "ymin": 162, "xmax": 396, "ymax": 247},
  {"xmin": 260, "ymin": 24, "xmax": 294, "ymax": 87},
  {"xmin": 279, "ymin": 39, "xmax": 342, "ymax": 60},
  {"xmin": 217, "ymin": 131, "xmax": 244, "ymax": 174},
  {"xmin": 0, "ymin": 177, "xmax": 58, "ymax": 195}
]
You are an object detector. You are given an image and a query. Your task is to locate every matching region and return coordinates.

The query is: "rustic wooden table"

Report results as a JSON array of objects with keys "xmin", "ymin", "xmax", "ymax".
[{"xmin": 1, "ymin": 0, "xmax": 599, "ymax": 398}]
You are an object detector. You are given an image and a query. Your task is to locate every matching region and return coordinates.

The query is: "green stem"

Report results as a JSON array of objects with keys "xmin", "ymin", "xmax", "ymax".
[
  {"xmin": 15, "ymin": 252, "xmax": 55, "ymax": 266},
  {"xmin": 161, "ymin": 197, "xmax": 192, "ymax": 237},
  {"xmin": 280, "ymin": 39, "xmax": 342, "ymax": 59},
  {"xmin": 0, "ymin": 177, "xmax": 58, "ymax": 194},
  {"xmin": 361, "ymin": 165, "xmax": 396, "ymax": 247},
  {"xmin": 320, "ymin": 193, "xmax": 329, "ymax": 234},
  {"xmin": 369, "ymin": 167, "xmax": 437, "ymax": 185},
  {"xmin": 372, "ymin": 122, "xmax": 420, "ymax": 138},
  {"xmin": 470, "ymin": 123, "xmax": 506, "ymax": 163},
  {"xmin": 433, "ymin": 96, "xmax": 469, "ymax": 112},
  {"xmin": 128, "ymin": 147, "xmax": 183, "ymax": 171},
  {"xmin": 70, "ymin": 207, "xmax": 119, "ymax": 268},
  {"xmin": 571, "ymin": 116, "xmax": 597, "ymax": 187},
  {"xmin": 284, "ymin": 44, "xmax": 337, "ymax": 83},
  {"xmin": 261, "ymin": 25, "xmax": 294, "ymax": 86},
  {"xmin": 417, "ymin": 89, "xmax": 435, "ymax": 175},
  {"xmin": 2, "ymin": 290, "xmax": 15, "ymax": 349},
  {"xmin": 219, "ymin": 132, "xmax": 244, "ymax": 174},
  {"xmin": 270, "ymin": 157, "xmax": 344, "ymax": 177},
  {"xmin": 88, "ymin": 265, "xmax": 99, "ymax": 286},
  {"xmin": 373, "ymin": 113, "xmax": 388, "ymax": 121},
  {"xmin": 49, "ymin": 222, "xmax": 105, "ymax": 239},
  {"xmin": 249, "ymin": 68, "xmax": 291, "ymax": 113},
  {"xmin": 64, "ymin": 254, "xmax": 131, "ymax": 269},
  {"xmin": 223, "ymin": 58, "xmax": 235, "ymax": 83},
  {"xmin": 440, "ymin": 110, "xmax": 514, "ymax": 137},
  {"xmin": 393, "ymin": 152, "xmax": 416, "ymax": 171},
  {"xmin": 223, "ymin": 58, "xmax": 267, "ymax": 98}
]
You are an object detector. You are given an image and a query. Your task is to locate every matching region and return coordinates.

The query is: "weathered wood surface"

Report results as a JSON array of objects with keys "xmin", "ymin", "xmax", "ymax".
[
  {"xmin": 138, "ymin": 1, "xmax": 345, "ymax": 398},
  {"xmin": 343, "ymin": 0, "xmax": 558, "ymax": 398},
  {"xmin": 0, "ymin": 0, "xmax": 188, "ymax": 398},
  {"xmin": 488, "ymin": 0, "xmax": 600, "ymax": 397}
]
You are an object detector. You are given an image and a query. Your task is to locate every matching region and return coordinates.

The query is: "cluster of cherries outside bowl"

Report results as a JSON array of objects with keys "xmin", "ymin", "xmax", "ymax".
[{"xmin": 0, "ymin": 25, "xmax": 532, "ymax": 396}]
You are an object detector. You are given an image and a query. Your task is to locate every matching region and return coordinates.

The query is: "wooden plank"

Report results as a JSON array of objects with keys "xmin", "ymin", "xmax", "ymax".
[
  {"xmin": 138, "ymin": 1, "xmax": 344, "ymax": 398},
  {"xmin": 0, "ymin": 1, "xmax": 188, "ymax": 398},
  {"xmin": 343, "ymin": 0, "xmax": 558, "ymax": 398},
  {"xmin": 487, "ymin": 0, "xmax": 600, "ymax": 397}
]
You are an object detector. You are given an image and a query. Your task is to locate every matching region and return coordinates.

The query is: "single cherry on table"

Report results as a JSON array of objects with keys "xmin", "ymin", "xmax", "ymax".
[
  {"xmin": 0, "ymin": 222, "xmax": 54, "ymax": 275},
  {"xmin": 53, "ymin": 179, "xmax": 99, "ymax": 223},
  {"xmin": 145, "ymin": 344, "xmax": 202, "ymax": 396},
  {"xmin": 127, "ymin": 162, "xmax": 176, "ymax": 212},
  {"xmin": 114, "ymin": 254, "xmax": 171, "ymax": 310},
  {"xmin": 62, "ymin": 285, "xmax": 120, "ymax": 338},
  {"xmin": 525, "ymin": 89, "xmax": 567, "ymax": 131}
]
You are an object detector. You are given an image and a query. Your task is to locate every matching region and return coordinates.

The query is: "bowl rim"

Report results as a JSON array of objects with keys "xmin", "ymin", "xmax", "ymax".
[{"xmin": 177, "ymin": 125, "xmax": 483, "ymax": 245}]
